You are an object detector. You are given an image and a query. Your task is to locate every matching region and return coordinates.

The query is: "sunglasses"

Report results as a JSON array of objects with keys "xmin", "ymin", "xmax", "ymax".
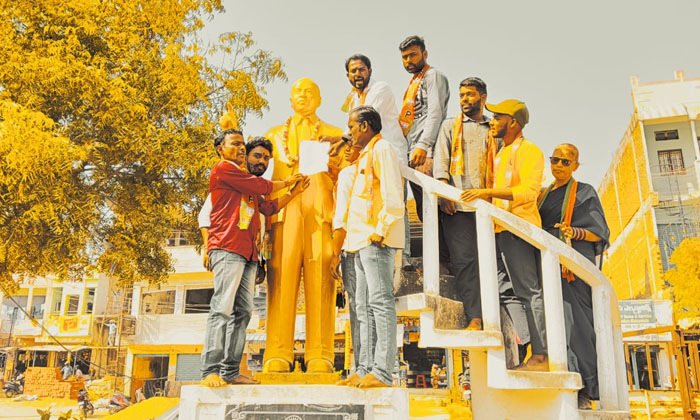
[{"xmin": 549, "ymin": 157, "xmax": 574, "ymax": 167}]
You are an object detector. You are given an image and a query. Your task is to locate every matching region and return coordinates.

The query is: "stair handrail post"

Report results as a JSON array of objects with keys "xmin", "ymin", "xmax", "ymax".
[
  {"xmin": 474, "ymin": 208, "xmax": 500, "ymax": 331},
  {"xmin": 541, "ymin": 249, "xmax": 569, "ymax": 372},
  {"xmin": 421, "ymin": 187, "xmax": 440, "ymax": 295}
]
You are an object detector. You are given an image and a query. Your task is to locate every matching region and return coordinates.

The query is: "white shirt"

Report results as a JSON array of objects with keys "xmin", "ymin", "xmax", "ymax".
[
  {"xmin": 198, "ymin": 194, "xmax": 212, "ymax": 228},
  {"xmin": 333, "ymin": 165, "xmax": 356, "ymax": 250},
  {"xmin": 344, "ymin": 138, "xmax": 405, "ymax": 252},
  {"xmin": 346, "ymin": 80, "xmax": 408, "ymax": 165}
]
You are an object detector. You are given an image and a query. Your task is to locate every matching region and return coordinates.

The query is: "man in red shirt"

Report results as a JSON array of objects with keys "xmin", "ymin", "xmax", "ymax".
[{"xmin": 201, "ymin": 129, "xmax": 308, "ymax": 387}]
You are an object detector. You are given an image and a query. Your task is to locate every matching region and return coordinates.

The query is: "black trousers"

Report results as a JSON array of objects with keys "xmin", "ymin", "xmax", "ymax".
[
  {"xmin": 562, "ymin": 276, "xmax": 598, "ymax": 399},
  {"xmin": 496, "ymin": 231, "xmax": 547, "ymax": 355},
  {"xmin": 410, "ymin": 181, "xmax": 450, "ymax": 264},
  {"xmin": 441, "ymin": 211, "xmax": 481, "ymax": 322}
]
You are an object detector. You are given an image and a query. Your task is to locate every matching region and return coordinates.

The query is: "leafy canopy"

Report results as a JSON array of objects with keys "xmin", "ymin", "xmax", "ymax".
[
  {"xmin": 0, "ymin": 0, "xmax": 286, "ymax": 288},
  {"xmin": 666, "ymin": 238, "xmax": 700, "ymax": 318}
]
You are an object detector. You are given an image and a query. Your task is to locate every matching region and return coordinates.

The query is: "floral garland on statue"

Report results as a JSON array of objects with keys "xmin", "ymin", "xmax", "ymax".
[{"xmin": 280, "ymin": 117, "xmax": 321, "ymax": 167}]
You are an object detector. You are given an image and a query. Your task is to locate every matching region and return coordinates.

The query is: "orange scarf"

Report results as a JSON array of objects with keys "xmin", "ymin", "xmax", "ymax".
[
  {"xmin": 399, "ymin": 65, "xmax": 430, "ymax": 136},
  {"xmin": 449, "ymin": 114, "xmax": 465, "ymax": 176},
  {"xmin": 341, "ymin": 88, "xmax": 368, "ymax": 113},
  {"xmin": 344, "ymin": 135, "xmax": 382, "ymax": 224}
]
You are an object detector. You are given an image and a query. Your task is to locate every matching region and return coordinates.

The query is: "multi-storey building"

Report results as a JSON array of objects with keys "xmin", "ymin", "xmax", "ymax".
[
  {"xmin": 598, "ymin": 71, "xmax": 700, "ymax": 394},
  {"xmin": 0, "ymin": 275, "xmax": 107, "ymax": 381},
  {"xmin": 599, "ymin": 70, "xmax": 700, "ymax": 301}
]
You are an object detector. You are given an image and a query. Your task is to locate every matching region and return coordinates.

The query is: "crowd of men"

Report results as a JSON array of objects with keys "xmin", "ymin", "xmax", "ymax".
[{"xmin": 197, "ymin": 35, "xmax": 610, "ymax": 408}]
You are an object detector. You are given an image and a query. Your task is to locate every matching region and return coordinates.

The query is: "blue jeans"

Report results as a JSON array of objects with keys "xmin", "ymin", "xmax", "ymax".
[
  {"xmin": 354, "ymin": 244, "xmax": 397, "ymax": 385},
  {"xmin": 342, "ymin": 252, "xmax": 374, "ymax": 371},
  {"xmin": 201, "ymin": 249, "xmax": 256, "ymax": 381}
]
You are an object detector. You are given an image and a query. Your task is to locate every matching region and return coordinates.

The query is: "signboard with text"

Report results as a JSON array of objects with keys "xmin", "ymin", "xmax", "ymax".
[{"xmin": 619, "ymin": 300, "xmax": 672, "ymax": 342}]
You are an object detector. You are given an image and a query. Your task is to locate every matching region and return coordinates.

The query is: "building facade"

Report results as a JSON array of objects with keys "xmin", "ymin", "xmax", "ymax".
[{"xmin": 599, "ymin": 70, "xmax": 700, "ymax": 301}]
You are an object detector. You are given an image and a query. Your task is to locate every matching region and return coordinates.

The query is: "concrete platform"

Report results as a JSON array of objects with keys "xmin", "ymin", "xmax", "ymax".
[{"xmin": 179, "ymin": 384, "xmax": 409, "ymax": 419}]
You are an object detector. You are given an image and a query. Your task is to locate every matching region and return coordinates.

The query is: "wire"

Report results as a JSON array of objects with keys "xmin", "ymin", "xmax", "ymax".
[{"xmin": 0, "ymin": 282, "xmax": 173, "ymax": 382}]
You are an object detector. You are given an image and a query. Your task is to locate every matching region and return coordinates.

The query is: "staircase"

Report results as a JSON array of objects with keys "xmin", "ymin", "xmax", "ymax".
[{"xmin": 399, "ymin": 166, "xmax": 630, "ymax": 420}]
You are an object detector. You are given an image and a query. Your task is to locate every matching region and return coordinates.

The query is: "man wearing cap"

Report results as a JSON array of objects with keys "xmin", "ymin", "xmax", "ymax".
[{"xmin": 460, "ymin": 99, "xmax": 547, "ymax": 371}]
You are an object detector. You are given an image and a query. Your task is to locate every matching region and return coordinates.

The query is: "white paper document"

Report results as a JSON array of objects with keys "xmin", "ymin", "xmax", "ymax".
[{"xmin": 298, "ymin": 140, "xmax": 330, "ymax": 175}]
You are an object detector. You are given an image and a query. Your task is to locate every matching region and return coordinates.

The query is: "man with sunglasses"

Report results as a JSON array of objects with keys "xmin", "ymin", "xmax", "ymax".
[{"xmin": 460, "ymin": 100, "xmax": 547, "ymax": 371}]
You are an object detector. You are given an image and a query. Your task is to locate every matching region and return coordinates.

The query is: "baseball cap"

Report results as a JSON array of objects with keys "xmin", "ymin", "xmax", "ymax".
[{"xmin": 485, "ymin": 99, "xmax": 529, "ymax": 128}]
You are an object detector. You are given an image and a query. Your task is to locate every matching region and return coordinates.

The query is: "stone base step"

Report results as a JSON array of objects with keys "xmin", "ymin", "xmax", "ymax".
[
  {"xmin": 179, "ymin": 384, "xmax": 409, "ymax": 420},
  {"xmin": 579, "ymin": 410, "xmax": 631, "ymax": 420},
  {"xmin": 254, "ymin": 371, "xmax": 341, "ymax": 384},
  {"xmin": 488, "ymin": 367, "xmax": 583, "ymax": 391}
]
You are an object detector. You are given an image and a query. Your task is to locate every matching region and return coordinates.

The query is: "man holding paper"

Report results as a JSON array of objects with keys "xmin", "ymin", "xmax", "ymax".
[{"xmin": 263, "ymin": 78, "xmax": 346, "ymax": 374}]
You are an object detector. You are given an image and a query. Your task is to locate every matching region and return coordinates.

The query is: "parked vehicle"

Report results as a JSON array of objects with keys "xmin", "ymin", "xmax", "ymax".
[
  {"xmin": 108, "ymin": 393, "xmax": 131, "ymax": 414},
  {"xmin": 77, "ymin": 389, "xmax": 94, "ymax": 417},
  {"xmin": 3, "ymin": 374, "xmax": 24, "ymax": 398}
]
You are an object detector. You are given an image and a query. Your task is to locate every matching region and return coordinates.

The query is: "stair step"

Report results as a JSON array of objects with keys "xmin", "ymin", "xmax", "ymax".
[
  {"xmin": 578, "ymin": 410, "xmax": 630, "ymax": 420},
  {"xmin": 394, "ymin": 269, "xmax": 460, "ymax": 301},
  {"xmin": 395, "ymin": 293, "xmax": 466, "ymax": 329},
  {"xmin": 488, "ymin": 368, "xmax": 582, "ymax": 390},
  {"xmin": 418, "ymin": 312, "xmax": 502, "ymax": 349}
]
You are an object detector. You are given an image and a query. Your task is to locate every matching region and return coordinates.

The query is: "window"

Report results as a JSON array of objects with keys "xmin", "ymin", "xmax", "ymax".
[
  {"xmin": 658, "ymin": 149, "xmax": 685, "ymax": 174},
  {"xmin": 166, "ymin": 231, "xmax": 190, "ymax": 247},
  {"xmin": 654, "ymin": 130, "xmax": 679, "ymax": 141},
  {"xmin": 84, "ymin": 289, "xmax": 95, "ymax": 314},
  {"xmin": 51, "ymin": 288, "xmax": 63, "ymax": 315},
  {"xmin": 1, "ymin": 296, "xmax": 27, "ymax": 320},
  {"xmin": 30, "ymin": 295, "xmax": 46, "ymax": 319},
  {"xmin": 184, "ymin": 288, "xmax": 214, "ymax": 314},
  {"xmin": 175, "ymin": 354, "xmax": 201, "ymax": 381},
  {"xmin": 140, "ymin": 290, "xmax": 176, "ymax": 315},
  {"xmin": 65, "ymin": 295, "xmax": 80, "ymax": 315}
]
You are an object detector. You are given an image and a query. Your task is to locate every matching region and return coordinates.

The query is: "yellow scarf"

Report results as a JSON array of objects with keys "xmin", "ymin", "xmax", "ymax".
[
  {"xmin": 449, "ymin": 114, "xmax": 465, "ymax": 176},
  {"xmin": 399, "ymin": 65, "xmax": 430, "ymax": 136},
  {"xmin": 341, "ymin": 88, "xmax": 368, "ymax": 113}
]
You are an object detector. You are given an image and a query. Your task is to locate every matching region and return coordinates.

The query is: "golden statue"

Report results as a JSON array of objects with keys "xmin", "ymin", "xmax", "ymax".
[{"xmin": 263, "ymin": 78, "xmax": 344, "ymax": 374}]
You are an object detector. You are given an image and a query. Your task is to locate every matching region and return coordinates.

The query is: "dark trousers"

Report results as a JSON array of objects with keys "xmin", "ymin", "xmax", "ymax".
[
  {"xmin": 563, "ymin": 276, "xmax": 599, "ymax": 399},
  {"xmin": 441, "ymin": 211, "xmax": 481, "ymax": 321},
  {"xmin": 496, "ymin": 231, "xmax": 547, "ymax": 355},
  {"xmin": 410, "ymin": 181, "xmax": 450, "ymax": 263}
]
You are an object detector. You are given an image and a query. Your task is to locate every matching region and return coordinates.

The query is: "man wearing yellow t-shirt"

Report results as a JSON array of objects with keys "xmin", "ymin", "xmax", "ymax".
[
  {"xmin": 263, "ymin": 78, "xmax": 345, "ymax": 374},
  {"xmin": 459, "ymin": 100, "xmax": 548, "ymax": 371}
]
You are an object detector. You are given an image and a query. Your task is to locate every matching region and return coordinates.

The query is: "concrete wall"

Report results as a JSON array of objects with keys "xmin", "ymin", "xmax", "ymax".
[{"xmin": 599, "ymin": 118, "xmax": 663, "ymax": 300}]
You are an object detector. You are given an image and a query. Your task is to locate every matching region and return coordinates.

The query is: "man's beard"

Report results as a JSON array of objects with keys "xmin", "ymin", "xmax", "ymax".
[
  {"xmin": 353, "ymin": 76, "xmax": 367, "ymax": 90},
  {"xmin": 248, "ymin": 164, "xmax": 267, "ymax": 176},
  {"xmin": 462, "ymin": 101, "xmax": 481, "ymax": 118}
]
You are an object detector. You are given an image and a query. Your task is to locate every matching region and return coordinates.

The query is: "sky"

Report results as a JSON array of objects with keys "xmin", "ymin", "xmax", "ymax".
[{"xmin": 202, "ymin": 0, "xmax": 700, "ymax": 187}]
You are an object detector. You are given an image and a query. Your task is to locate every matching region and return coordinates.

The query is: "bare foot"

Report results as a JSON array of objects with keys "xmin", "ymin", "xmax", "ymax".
[
  {"xmin": 513, "ymin": 354, "xmax": 549, "ymax": 371},
  {"xmin": 355, "ymin": 373, "xmax": 390, "ymax": 388},
  {"xmin": 225, "ymin": 375, "xmax": 259, "ymax": 385},
  {"xmin": 336, "ymin": 372, "xmax": 360, "ymax": 386},
  {"xmin": 465, "ymin": 318, "xmax": 482, "ymax": 331},
  {"xmin": 200, "ymin": 373, "xmax": 227, "ymax": 387}
]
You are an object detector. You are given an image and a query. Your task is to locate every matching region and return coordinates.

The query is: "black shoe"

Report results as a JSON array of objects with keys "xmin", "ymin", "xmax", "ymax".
[{"xmin": 577, "ymin": 390, "xmax": 592, "ymax": 410}]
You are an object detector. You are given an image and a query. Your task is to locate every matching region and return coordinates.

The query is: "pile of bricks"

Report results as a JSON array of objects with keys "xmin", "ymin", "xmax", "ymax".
[{"xmin": 24, "ymin": 367, "xmax": 85, "ymax": 399}]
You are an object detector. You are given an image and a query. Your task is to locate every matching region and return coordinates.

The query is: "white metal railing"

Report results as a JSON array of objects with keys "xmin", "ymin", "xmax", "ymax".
[{"xmin": 401, "ymin": 165, "xmax": 629, "ymax": 412}]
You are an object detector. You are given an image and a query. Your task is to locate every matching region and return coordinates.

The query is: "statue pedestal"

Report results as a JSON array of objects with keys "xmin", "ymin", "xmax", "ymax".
[
  {"xmin": 179, "ymin": 384, "xmax": 409, "ymax": 419},
  {"xmin": 254, "ymin": 371, "xmax": 341, "ymax": 384}
]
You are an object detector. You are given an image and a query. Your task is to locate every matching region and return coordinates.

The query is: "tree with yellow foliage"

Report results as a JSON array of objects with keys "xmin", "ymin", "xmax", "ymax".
[
  {"xmin": 666, "ymin": 238, "xmax": 700, "ymax": 318},
  {"xmin": 0, "ymin": 0, "xmax": 286, "ymax": 288}
]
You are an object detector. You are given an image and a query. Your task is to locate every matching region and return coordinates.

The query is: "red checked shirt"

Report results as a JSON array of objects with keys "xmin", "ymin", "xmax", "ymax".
[{"xmin": 208, "ymin": 160, "xmax": 278, "ymax": 261}]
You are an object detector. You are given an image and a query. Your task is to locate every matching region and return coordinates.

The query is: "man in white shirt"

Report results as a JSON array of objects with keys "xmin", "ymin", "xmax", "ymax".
[
  {"xmin": 330, "ymin": 142, "xmax": 364, "ymax": 373},
  {"xmin": 336, "ymin": 106, "xmax": 404, "ymax": 388},
  {"xmin": 328, "ymin": 54, "xmax": 413, "ymax": 270}
]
